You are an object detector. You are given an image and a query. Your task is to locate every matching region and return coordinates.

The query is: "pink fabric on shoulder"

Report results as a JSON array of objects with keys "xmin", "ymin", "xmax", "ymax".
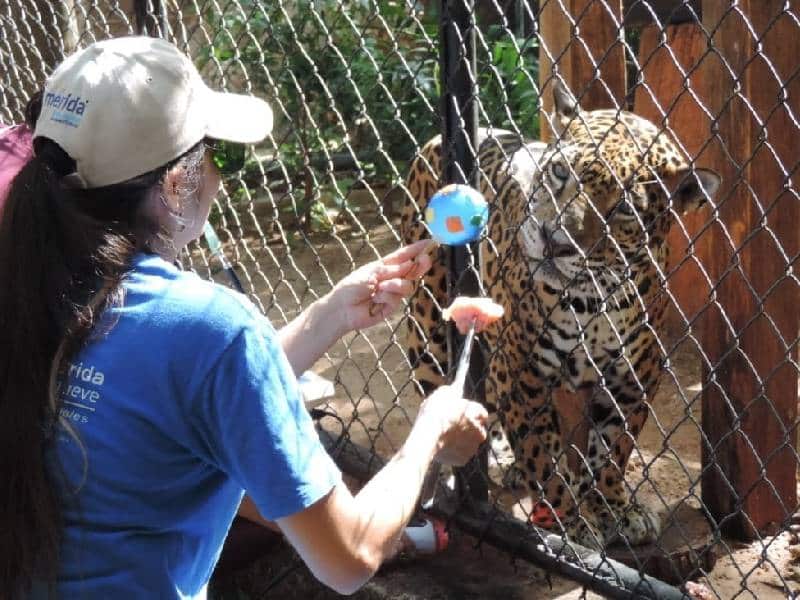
[{"xmin": 0, "ymin": 123, "xmax": 34, "ymax": 215}]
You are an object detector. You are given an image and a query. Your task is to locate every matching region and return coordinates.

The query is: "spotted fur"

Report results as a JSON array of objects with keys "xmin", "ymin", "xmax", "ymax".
[{"xmin": 400, "ymin": 83, "xmax": 720, "ymax": 547}]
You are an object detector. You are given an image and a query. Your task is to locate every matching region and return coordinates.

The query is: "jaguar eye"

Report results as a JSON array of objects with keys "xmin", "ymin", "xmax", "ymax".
[{"xmin": 550, "ymin": 162, "xmax": 569, "ymax": 181}]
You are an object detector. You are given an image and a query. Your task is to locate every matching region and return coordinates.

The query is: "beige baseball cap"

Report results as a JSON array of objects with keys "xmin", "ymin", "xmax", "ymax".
[{"xmin": 33, "ymin": 36, "xmax": 273, "ymax": 188}]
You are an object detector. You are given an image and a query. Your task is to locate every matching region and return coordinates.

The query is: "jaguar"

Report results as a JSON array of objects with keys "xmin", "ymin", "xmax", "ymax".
[{"xmin": 400, "ymin": 82, "xmax": 720, "ymax": 547}]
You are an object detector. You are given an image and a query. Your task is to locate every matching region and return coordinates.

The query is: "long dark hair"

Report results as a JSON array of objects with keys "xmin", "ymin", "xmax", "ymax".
[{"xmin": 0, "ymin": 96, "xmax": 205, "ymax": 598}]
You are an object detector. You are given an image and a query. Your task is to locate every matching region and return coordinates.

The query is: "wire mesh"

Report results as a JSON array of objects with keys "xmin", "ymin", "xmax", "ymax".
[{"xmin": 2, "ymin": 1, "xmax": 799, "ymax": 598}]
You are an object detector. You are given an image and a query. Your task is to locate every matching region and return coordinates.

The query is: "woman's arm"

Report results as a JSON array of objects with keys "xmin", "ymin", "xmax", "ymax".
[
  {"xmin": 276, "ymin": 385, "xmax": 487, "ymax": 595},
  {"xmin": 277, "ymin": 293, "xmax": 343, "ymax": 376},
  {"xmin": 237, "ymin": 495, "xmax": 281, "ymax": 533},
  {"xmin": 278, "ymin": 240, "xmax": 433, "ymax": 374}
]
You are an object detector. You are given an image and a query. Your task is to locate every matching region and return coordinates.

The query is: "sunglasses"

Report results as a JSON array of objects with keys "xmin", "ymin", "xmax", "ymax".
[{"xmin": 206, "ymin": 139, "xmax": 247, "ymax": 174}]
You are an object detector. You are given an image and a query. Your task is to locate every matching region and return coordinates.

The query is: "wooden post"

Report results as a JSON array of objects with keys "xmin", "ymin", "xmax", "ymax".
[
  {"xmin": 633, "ymin": 23, "xmax": 714, "ymax": 331},
  {"xmin": 700, "ymin": 0, "xmax": 799, "ymax": 540},
  {"xmin": 539, "ymin": 0, "xmax": 626, "ymax": 142}
]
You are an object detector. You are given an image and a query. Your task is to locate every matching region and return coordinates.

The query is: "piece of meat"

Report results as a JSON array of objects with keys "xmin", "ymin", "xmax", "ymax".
[{"xmin": 442, "ymin": 296, "xmax": 504, "ymax": 334}]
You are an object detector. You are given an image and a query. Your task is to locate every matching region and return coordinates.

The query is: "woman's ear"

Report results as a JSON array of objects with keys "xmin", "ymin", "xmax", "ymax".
[
  {"xmin": 663, "ymin": 167, "xmax": 721, "ymax": 214},
  {"xmin": 161, "ymin": 163, "xmax": 184, "ymax": 214}
]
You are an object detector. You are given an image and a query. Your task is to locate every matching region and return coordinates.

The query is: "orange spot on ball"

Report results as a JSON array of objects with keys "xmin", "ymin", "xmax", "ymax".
[{"xmin": 445, "ymin": 216, "xmax": 464, "ymax": 233}]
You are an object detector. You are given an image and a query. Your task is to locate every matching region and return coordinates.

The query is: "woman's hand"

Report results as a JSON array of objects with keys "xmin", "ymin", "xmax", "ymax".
[
  {"xmin": 328, "ymin": 239, "xmax": 435, "ymax": 334},
  {"xmin": 417, "ymin": 384, "xmax": 488, "ymax": 466},
  {"xmin": 279, "ymin": 239, "xmax": 434, "ymax": 375}
]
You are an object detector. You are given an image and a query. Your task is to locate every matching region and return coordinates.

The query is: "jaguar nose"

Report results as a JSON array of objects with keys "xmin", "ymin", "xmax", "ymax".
[{"xmin": 542, "ymin": 224, "xmax": 578, "ymax": 259}]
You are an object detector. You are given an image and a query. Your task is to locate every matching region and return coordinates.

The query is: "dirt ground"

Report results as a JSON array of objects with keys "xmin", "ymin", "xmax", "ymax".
[{"xmin": 199, "ymin": 194, "xmax": 800, "ymax": 599}]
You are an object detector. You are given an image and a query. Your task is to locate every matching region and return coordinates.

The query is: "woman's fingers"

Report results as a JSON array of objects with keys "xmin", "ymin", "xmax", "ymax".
[
  {"xmin": 419, "ymin": 391, "xmax": 488, "ymax": 467},
  {"xmin": 366, "ymin": 292, "xmax": 405, "ymax": 317},
  {"xmin": 404, "ymin": 251, "xmax": 432, "ymax": 280},
  {"xmin": 374, "ymin": 278, "xmax": 414, "ymax": 298},
  {"xmin": 362, "ymin": 270, "xmax": 419, "ymax": 322},
  {"xmin": 358, "ymin": 239, "xmax": 438, "ymax": 323},
  {"xmin": 381, "ymin": 239, "xmax": 435, "ymax": 266},
  {"xmin": 373, "ymin": 259, "xmax": 427, "ymax": 283},
  {"xmin": 352, "ymin": 241, "xmax": 434, "ymax": 286},
  {"xmin": 465, "ymin": 401, "xmax": 489, "ymax": 427}
]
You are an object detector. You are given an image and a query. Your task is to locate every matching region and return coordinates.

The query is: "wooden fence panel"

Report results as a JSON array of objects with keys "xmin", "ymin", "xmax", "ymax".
[
  {"xmin": 633, "ymin": 22, "xmax": 714, "ymax": 331},
  {"xmin": 539, "ymin": 0, "xmax": 626, "ymax": 142},
  {"xmin": 700, "ymin": 0, "xmax": 799, "ymax": 540}
]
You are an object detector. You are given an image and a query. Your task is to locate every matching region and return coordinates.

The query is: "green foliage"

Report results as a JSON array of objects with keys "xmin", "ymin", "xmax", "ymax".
[
  {"xmin": 200, "ymin": 2, "xmax": 438, "ymax": 175},
  {"xmin": 198, "ymin": 1, "xmax": 444, "ymax": 230},
  {"xmin": 199, "ymin": 3, "xmax": 540, "ymax": 230},
  {"xmin": 478, "ymin": 25, "xmax": 540, "ymax": 138}
]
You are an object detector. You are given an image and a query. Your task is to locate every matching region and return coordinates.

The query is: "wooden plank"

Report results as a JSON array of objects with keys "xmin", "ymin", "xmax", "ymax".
[
  {"xmin": 633, "ymin": 23, "xmax": 713, "ymax": 331},
  {"xmin": 539, "ymin": 0, "xmax": 626, "ymax": 142},
  {"xmin": 699, "ymin": 0, "xmax": 799, "ymax": 540}
]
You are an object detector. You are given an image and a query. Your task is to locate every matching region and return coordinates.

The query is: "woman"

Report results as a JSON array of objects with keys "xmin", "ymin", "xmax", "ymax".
[{"xmin": 0, "ymin": 37, "xmax": 487, "ymax": 598}]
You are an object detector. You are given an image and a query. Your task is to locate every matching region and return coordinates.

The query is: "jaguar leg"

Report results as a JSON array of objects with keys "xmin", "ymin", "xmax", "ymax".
[
  {"xmin": 584, "ymin": 389, "xmax": 658, "ymax": 546},
  {"xmin": 501, "ymin": 372, "xmax": 605, "ymax": 548}
]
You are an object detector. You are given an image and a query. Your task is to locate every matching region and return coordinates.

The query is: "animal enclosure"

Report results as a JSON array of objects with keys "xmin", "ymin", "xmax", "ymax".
[{"xmin": 2, "ymin": 1, "xmax": 798, "ymax": 598}]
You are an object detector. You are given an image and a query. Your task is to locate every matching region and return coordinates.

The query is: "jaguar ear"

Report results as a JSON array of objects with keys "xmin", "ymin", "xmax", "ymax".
[
  {"xmin": 664, "ymin": 167, "xmax": 721, "ymax": 214},
  {"xmin": 552, "ymin": 79, "xmax": 580, "ymax": 136}
]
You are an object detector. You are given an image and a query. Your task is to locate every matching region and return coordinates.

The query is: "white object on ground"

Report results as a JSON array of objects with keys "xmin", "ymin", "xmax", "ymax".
[
  {"xmin": 297, "ymin": 371, "xmax": 336, "ymax": 407},
  {"xmin": 403, "ymin": 518, "xmax": 449, "ymax": 554}
]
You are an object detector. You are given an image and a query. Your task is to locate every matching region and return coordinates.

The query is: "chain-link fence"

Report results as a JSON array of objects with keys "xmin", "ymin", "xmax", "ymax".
[{"xmin": 3, "ymin": 1, "xmax": 799, "ymax": 598}]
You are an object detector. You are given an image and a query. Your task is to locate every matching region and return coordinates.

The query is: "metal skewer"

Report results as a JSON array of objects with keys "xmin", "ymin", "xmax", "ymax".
[
  {"xmin": 452, "ymin": 319, "xmax": 476, "ymax": 395},
  {"xmin": 420, "ymin": 317, "xmax": 477, "ymax": 509}
]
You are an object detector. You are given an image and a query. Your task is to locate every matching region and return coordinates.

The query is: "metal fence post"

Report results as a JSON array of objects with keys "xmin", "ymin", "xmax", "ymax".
[
  {"xmin": 439, "ymin": 0, "xmax": 487, "ymax": 502},
  {"xmin": 133, "ymin": 0, "xmax": 168, "ymax": 38}
]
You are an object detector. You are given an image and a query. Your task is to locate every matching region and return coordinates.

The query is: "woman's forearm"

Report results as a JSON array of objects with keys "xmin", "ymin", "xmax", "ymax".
[
  {"xmin": 277, "ymin": 385, "xmax": 484, "ymax": 595},
  {"xmin": 278, "ymin": 417, "xmax": 443, "ymax": 594},
  {"xmin": 278, "ymin": 293, "xmax": 343, "ymax": 375},
  {"xmin": 352, "ymin": 414, "xmax": 441, "ymax": 552}
]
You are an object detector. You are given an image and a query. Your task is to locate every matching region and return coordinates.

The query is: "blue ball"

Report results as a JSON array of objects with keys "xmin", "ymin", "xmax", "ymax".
[{"xmin": 425, "ymin": 184, "xmax": 488, "ymax": 246}]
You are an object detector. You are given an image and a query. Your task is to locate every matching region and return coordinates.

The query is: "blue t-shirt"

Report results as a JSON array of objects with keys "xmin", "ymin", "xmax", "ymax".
[{"xmin": 43, "ymin": 254, "xmax": 341, "ymax": 599}]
